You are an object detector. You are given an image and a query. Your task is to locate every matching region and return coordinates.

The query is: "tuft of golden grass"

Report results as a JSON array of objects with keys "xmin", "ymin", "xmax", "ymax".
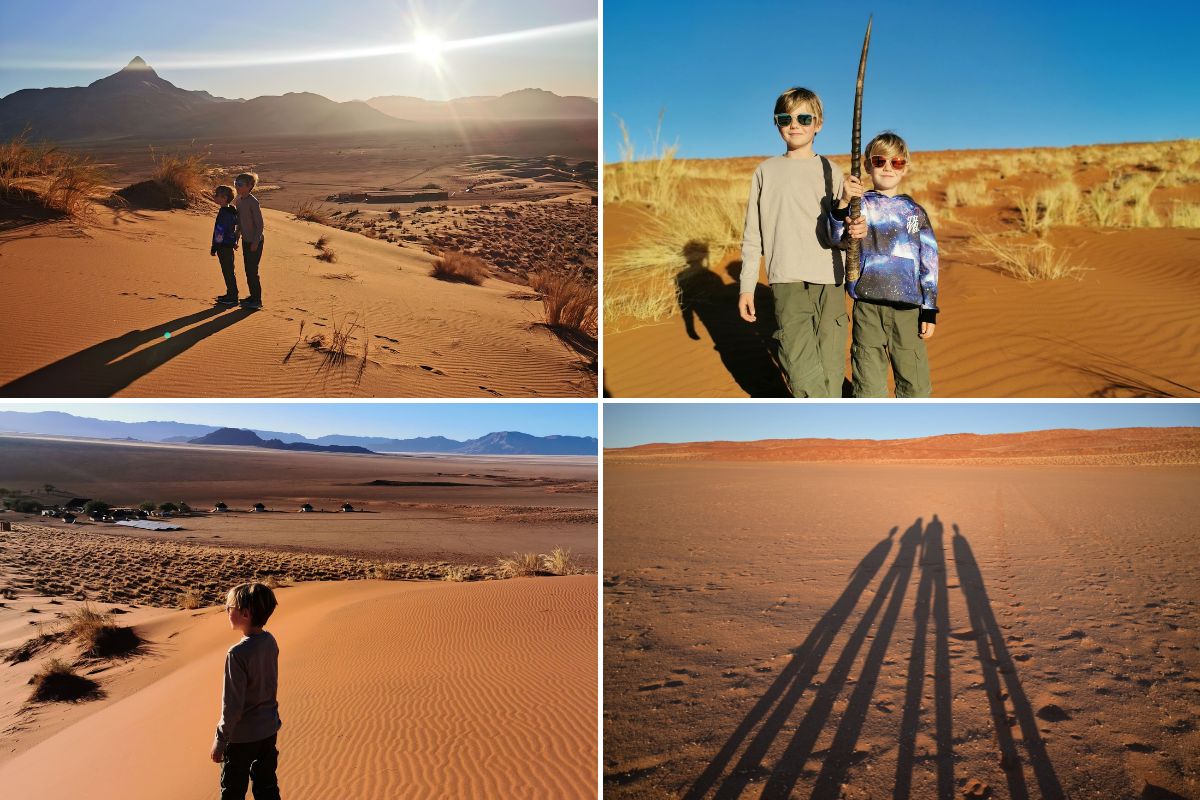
[
  {"xmin": 540, "ymin": 546, "xmax": 580, "ymax": 576},
  {"xmin": 149, "ymin": 146, "xmax": 209, "ymax": 205},
  {"xmin": 29, "ymin": 658, "xmax": 102, "ymax": 702},
  {"xmin": 496, "ymin": 552, "xmax": 541, "ymax": 578},
  {"xmin": 605, "ymin": 111, "xmax": 682, "ymax": 210},
  {"xmin": 529, "ymin": 270, "xmax": 597, "ymax": 337},
  {"xmin": 65, "ymin": 604, "xmax": 141, "ymax": 658},
  {"xmin": 430, "ymin": 250, "xmax": 489, "ymax": 285},
  {"xmin": 316, "ymin": 248, "xmax": 339, "ymax": 263},
  {"xmin": 1170, "ymin": 201, "xmax": 1200, "ymax": 228},
  {"xmin": 969, "ymin": 228, "xmax": 1090, "ymax": 282},
  {"xmin": 0, "ymin": 132, "xmax": 103, "ymax": 218},
  {"xmin": 944, "ymin": 179, "xmax": 989, "ymax": 207},
  {"xmin": 442, "ymin": 565, "xmax": 475, "ymax": 582},
  {"xmin": 293, "ymin": 199, "xmax": 331, "ymax": 225},
  {"xmin": 177, "ymin": 588, "xmax": 205, "ymax": 609}
]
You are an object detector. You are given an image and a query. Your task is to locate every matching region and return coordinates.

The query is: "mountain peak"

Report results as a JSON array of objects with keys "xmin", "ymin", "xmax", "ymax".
[{"xmin": 123, "ymin": 56, "xmax": 152, "ymax": 71}]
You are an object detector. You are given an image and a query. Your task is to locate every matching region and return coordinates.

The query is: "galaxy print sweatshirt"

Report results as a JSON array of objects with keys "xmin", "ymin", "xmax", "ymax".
[{"xmin": 830, "ymin": 191, "xmax": 939, "ymax": 315}]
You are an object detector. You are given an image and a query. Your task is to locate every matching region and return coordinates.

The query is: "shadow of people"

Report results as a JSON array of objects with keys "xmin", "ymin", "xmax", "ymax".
[
  {"xmin": 0, "ymin": 305, "xmax": 257, "ymax": 397},
  {"xmin": 952, "ymin": 524, "xmax": 1065, "ymax": 800},
  {"xmin": 684, "ymin": 525, "xmax": 900, "ymax": 800},
  {"xmin": 675, "ymin": 242, "xmax": 789, "ymax": 397}
]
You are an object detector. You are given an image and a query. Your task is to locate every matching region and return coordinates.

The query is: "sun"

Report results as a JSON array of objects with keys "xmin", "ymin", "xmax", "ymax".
[{"xmin": 412, "ymin": 31, "xmax": 444, "ymax": 65}]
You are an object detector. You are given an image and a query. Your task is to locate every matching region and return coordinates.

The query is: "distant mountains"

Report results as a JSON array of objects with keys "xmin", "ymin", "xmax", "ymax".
[
  {"xmin": 0, "ymin": 57, "xmax": 596, "ymax": 141},
  {"xmin": 367, "ymin": 88, "xmax": 597, "ymax": 122},
  {"xmin": 0, "ymin": 410, "xmax": 597, "ymax": 455},
  {"xmin": 188, "ymin": 428, "xmax": 375, "ymax": 454}
]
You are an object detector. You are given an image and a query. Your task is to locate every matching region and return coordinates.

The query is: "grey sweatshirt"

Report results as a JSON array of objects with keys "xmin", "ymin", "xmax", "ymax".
[
  {"xmin": 214, "ymin": 630, "xmax": 280, "ymax": 752},
  {"xmin": 739, "ymin": 154, "xmax": 846, "ymax": 295},
  {"xmin": 236, "ymin": 193, "xmax": 265, "ymax": 244}
]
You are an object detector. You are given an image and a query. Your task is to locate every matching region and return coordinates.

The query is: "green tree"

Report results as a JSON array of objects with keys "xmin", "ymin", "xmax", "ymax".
[
  {"xmin": 139, "ymin": 501, "xmax": 157, "ymax": 512},
  {"xmin": 158, "ymin": 502, "xmax": 179, "ymax": 513},
  {"xmin": 83, "ymin": 500, "xmax": 110, "ymax": 515}
]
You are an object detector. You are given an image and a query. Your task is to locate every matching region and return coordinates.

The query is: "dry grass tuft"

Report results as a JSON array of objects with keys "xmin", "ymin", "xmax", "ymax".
[
  {"xmin": 496, "ymin": 552, "xmax": 541, "ymax": 578},
  {"xmin": 0, "ymin": 132, "xmax": 103, "ymax": 218},
  {"xmin": 294, "ymin": 199, "xmax": 331, "ymax": 225},
  {"xmin": 316, "ymin": 248, "xmax": 339, "ymax": 263},
  {"xmin": 177, "ymin": 588, "xmax": 205, "ymax": 609},
  {"xmin": 944, "ymin": 179, "xmax": 989, "ymax": 208},
  {"xmin": 430, "ymin": 250, "xmax": 489, "ymax": 285},
  {"xmin": 605, "ymin": 111, "xmax": 681, "ymax": 210},
  {"xmin": 442, "ymin": 565, "xmax": 479, "ymax": 582},
  {"xmin": 1170, "ymin": 201, "xmax": 1200, "ymax": 228},
  {"xmin": 65, "ymin": 604, "xmax": 142, "ymax": 658},
  {"xmin": 541, "ymin": 547, "xmax": 581, "ymax": 576},
  {"xmin": 969, "ymin": 228, "xmax": 1090, "ymax": 282},
  {"xmin": 307, "ymin": 311, "xmax": 370, "ymax": 385},
  {"xmin": 529, "ymin": 270, "xmax": 598, "ymax": 337},
  {"xmin": 29, "ymin": 658, "xmax": 102, "ymax": 702},
  {"xmin": 149, "ymin": 146, "xmax": 209, "ymax": 205}
]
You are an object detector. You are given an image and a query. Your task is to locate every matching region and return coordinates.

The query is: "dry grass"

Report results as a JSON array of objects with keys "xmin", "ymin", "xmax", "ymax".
[
  {"xmin": 969, "ymin": 229, "xmax": 1090, "ymax": 282},
  {"xmin": 307, "ymin": 310, "xmax": 369, "ymax": 385},
  {"xmin": 0, "ymin": 132, "xmax": 103, "ymax": 218},
  {"xmin": 945, "ymin": 179, "xmax": 989, "ymax": 207},
  {"xmin": 430, "ymin": 250, "xmax": 489, "ymax": 285},
  {"xmin": 29, "ymin": 658, "xmax": 102, "ymax": 702},
  {"xmin": 1170, "ymin": 202, "xmax": 1200, "ymax": 227},
  {"xmin": 442, "ymin": 565, "xmax": 483, "ymax": 582},
  {"xmin": 605, "ymin": 111, "xmax": 682, "ymax": 210},
  {"xmin": 149, "ymin": 146, "xmax": 209, "ymax": 205},
  {"xmin": 177, "ymin": 588, "xmax": 204, "ymax": 609},
  {"xmin": 316, "ymin": 248, "xmax": 339, "ymax": 263},
  {"xmin": 541, "ymin": 547, "xmax": 582, "ymax": 576},
  {"xmin": 65, "ymin": 604, "xmax": 142, "ymax": 658},
  {"xmin": 496, "ymin": 552, "xmax": 541, "ymax": 578},
  {"xmin": 293, "ymin": 199, "xmax": 331, "ymax": 225},
  {"xmin": 529, "ymin": 270, "xmax": 598, "ymax": 337}
]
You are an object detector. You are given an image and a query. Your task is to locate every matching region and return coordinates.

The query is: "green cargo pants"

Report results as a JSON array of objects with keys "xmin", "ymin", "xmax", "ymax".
[
  {"xmin": 771, "ymin": 281, "xmax": 848, "ymax": 398},
  {"xmin": 851, "ymin": 300, "xmax": 932, "ymax": 398}
]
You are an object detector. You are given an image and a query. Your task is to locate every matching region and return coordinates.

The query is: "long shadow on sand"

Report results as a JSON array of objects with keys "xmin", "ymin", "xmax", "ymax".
[
  {"xmin": 685, "ymin": 518, "xmax": 1063, "ymax": 800},
  {"xmin": 675, "ymin": 244, "xmax": 789, "ymax": 398},
  {"xmin": 0, "ymin": 306, "xmax": 256, "ymax": 397}
]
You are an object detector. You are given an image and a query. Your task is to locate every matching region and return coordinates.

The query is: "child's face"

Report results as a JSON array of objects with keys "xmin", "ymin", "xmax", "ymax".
[
  {"xmin": 774, "ymin": 103, "xmax": 822, "ymax": 151},
  {"xmin": 866, "ymin": 151, "xmax": 908, "ymax": 193},
  {"xmin": 213, "ymin": 189, "xmax": 230, "ymax": 204},
  {"xmin": 235, "ymin": 181, "xmax": 251, "ymax": 197},
  {"xmin": 225, "ymin": 603, "xmax": 254, "ymax": 633}
]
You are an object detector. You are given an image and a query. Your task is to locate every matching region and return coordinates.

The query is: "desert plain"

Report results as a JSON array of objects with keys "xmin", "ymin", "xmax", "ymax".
[
  {"xmin": 603, "ymin": 139, "xmax": 1200, "ymax": 398},
  {"xmin": 0, "ymin": 435, "xmax": 598, "ymax": 798},
  {"xmin": 604, "ymin": 428, "xmax": 1200, "ymax": 798}
]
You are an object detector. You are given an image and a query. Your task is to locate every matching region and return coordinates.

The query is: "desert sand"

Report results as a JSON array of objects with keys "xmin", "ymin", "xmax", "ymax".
[
  {"xmin": 0, "ymin": 435, "xmax": 597, "ymax": 565},
  {"xmin": 0, "ymin": 574, "xmax": 597, "ymax": 798},
  {"xmin": 603, "ymin": 141, "xmax": 1200, "ymax": 398},
  {"xmin": 604, "ymin": 432, "xmax": 1199, "ymax": 798}
]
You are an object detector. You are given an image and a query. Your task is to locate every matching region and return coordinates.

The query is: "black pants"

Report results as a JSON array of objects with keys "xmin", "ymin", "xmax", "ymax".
[
  {"xmin": 221, "ymin": 733, "xmax": 280, "ymax": 800},
  {"xmin": 243, "ymin": 238, "xmax": 264, "ymax": 301},
  {"xmin": 216, "ymin": 247, "xmax": 239, "ymax": 297}
]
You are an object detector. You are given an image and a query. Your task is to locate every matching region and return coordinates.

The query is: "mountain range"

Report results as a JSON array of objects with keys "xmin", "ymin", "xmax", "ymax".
[
  {"xmin": 0, "ymin": 410, "xmax": 597, "ymax": 455},
  {"xmin": 0, "ymin": 57, "xmax": 596, "ymax": 141}
]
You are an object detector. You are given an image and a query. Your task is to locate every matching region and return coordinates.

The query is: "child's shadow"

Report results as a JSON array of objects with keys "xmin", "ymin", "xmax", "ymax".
[
  {"xmin": 675, "ymin": 241, "xmax": 789, "ymax": 397},
  {"xmin": 0, "ymin": 306, "xmax": 257, "ymax": 397}
]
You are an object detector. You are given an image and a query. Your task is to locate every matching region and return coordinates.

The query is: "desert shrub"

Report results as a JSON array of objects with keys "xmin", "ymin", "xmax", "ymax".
[
  {"xmin": 370, "ymin": 564, "xmax": 404, "ymax": 580},
  {"xmin": 1170, "ymin": 201, "xmax": 1200, "ymax": 228},
  {"xmin": 29, "ymin": 658, "xmax": 102, "ymax": 702},
  {"xmin": 1087, "ymin": 183, "xmax": 1124, "ymax": 227},
  {"xmin": 496, "ymin": 552, "xmax": 541, "ymax": 578},
  {"xmin": 944, "ymin": 179, "xmax": 989, "ymax": 207},
  {"xmin": 316, "ymin": 248, "xmax": 338, "ymax": 263},
  {"xmin": 541, "ymin": 547, "xmax": 581, "ymax": 576},
  {"xmin": 442, "ymin": 565, "xmax": 477, "ymax": 582},
  {"xmin": 83, "ymin": 500, "xmax": 110, "ymax": 515},
  {"xmin": 41, "ymin": 152, "xmax": 103, "ymax": 216},
  {"xmin": 0, "ymin": 132, "xmax": 102, "ymax": 217},
  {"xmin": 150, "ymin": 146, "xmax": 209, "ymax": 205},
  {"xmin": 177, "ymin": 588, "xmax": 205, "ymax": 609},
  {"xmin": 138, "ymin": 501, "xmax": 156, "ymax": 512},
  {"xmin": 293, "ymin": 199, "xmax": 330, "ymax": 224},
  {"xmin": 529, "ymin": 270, "xmax": 598, "ymax": 336},
  {"xmin": 430, "ymin": 250, "xmax": 489, "ymax": 285},
  {"xmin": 158, "ymin": 502, "xmax": 178, "ymax": 513},
  {"xmin": 314, "ymin": 234, "xmax": 330, "ymax": 249},
  {"xmin": 969, "ymin": 230, "xmax": 1090, "ymax": 282},
  {"xmin": 65, "ymin": 604, "xmax": 142, "ymax": 658}
]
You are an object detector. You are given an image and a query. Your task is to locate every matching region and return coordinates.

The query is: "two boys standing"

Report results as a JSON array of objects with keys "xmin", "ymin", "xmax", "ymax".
[
  {"xmin": 211, "ymin": 172, "xmax": 266, "ymax": 310},
  {"xmin": 740, "ymin": 87, "xmax": 939, "ymax": 398}
]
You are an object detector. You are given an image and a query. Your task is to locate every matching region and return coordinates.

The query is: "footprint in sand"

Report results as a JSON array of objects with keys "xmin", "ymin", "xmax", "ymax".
[
  {"xmin": 420, "ymin": 365, "xmax": 446, "ymax": 376},
  {"xmin": 479, "ymin": 386, "xmax": 502, "ymax": 396}
]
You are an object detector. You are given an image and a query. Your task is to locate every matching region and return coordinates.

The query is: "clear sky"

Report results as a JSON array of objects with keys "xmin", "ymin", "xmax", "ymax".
[
  {"xmin": 0, "ymin": 402, "xmax": 597, "ymax": 440},
  {"xmin": 604, "ymin": 0, "xmax": 1198, "ymax": 162},
  {"xmin": 604, "ymin": 403, "xmax": 1200, "ymax": 448},
  {"xmin": 0, "ymin": 0, "xmax": 596, "ymax": 101}
]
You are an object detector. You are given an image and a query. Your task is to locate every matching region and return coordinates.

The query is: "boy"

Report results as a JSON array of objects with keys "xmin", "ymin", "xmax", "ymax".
[
  {"xmin": 211, "ymin": 582, "xmax": 281, "ymax": 800},
  {"xmin": 234, "ymin": 172, "xmax": 265, "ymax": 309},
  {"xmin": 211, "ymin": 185, "xmax": 241, "ymax": 305},
  {"xmin": 832, "ymin": 131, "xmax": 939, "ymax": 397},
  {"xmin": 739, "ymin": 87, "xmax": 866, "ymax": 398}
]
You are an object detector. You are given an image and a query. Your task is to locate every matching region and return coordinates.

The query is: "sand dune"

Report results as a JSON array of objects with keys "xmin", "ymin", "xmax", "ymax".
[
  {"xmin": 608, "ymin": 426, "xmax": 1200, "ymax": 465},
  {"xmin": 0, "ymin": 204, "xmax": 593, "ymax": 397},
  {"xmin": 1, "ymin": 575, "xmax": 597, "ymax": 798},
  {"xmin": 604, "ymin": 460, "xmax": 1199, "ymax": 798}
]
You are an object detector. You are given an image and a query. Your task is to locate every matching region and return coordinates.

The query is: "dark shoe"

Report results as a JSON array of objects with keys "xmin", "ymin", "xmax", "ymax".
[
  {"xmin": 214, "ymin": 295, "xmax": 238, "ymax": 306},
  {"xmin": 239, "ymin": 297, "xmax": 263, "ymax": 309}
]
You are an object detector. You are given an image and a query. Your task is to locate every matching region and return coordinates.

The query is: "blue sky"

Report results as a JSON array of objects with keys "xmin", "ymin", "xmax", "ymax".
[
  {"xmin": 604, "ymin": 403, "xmax": 1200, "ymax": 448},
  {"xmin": 0, "ymin": 0, "xmax": 596, "ymax": 101},
  {"xmin": 604, "ymin": 0, "xmax": 1197, "ymax": 161},
  {"xmin": 0, "ymin": 403, "xmax": 597, "ymax": 440}
]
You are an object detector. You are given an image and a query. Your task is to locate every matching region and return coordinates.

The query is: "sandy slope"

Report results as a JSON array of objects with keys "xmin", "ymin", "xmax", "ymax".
[
  {"xmin": 0, "ymin": 205, "xmax": 593, "ymax": 397},
  {"xmin": 604, "ymin": 461, "xmax": 1199, "ymax": 799},
  {"xmin": 1, "ymin": 576, "xmax": 597, "ymax": 799}
]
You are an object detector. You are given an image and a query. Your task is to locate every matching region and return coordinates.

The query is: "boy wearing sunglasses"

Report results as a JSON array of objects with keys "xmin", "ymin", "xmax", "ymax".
[
  {"xmin": 739, "ymin": 87, "xmax": 866, "ymax": 398},
  {"xmin": 832, "ymin": 131, "xmax": 939, "ymax": 397}
]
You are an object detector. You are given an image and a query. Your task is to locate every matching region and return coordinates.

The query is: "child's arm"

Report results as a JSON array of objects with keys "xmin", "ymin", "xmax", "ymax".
[
  {"xmin": 829, "ymin": 175, "xmax": 866, "ymax": 248},
  {"xmin": 737, "ymin": 168, "xmax": 764, "ymax": 322},
  {"xmin": 212, "ymin": 650, "xmax": 247, "ymax": 760},
  {"xmin": 917, "ymin": 206, "xmax": 939, "ymax": 338},
  {"xmin": 249, "ymin": 199, "xmax": 264, "ymax": 251}
]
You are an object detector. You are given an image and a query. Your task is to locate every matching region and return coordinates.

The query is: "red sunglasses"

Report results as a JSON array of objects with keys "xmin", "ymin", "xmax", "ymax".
[{"xmin": 868, "ymin": 155, "xmax": 908, "ymax": 169}]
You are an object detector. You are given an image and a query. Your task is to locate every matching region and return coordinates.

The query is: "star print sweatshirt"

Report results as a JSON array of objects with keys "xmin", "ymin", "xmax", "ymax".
[{"xmin": 830, "ymin": 191, "xmax": 939, "ymax": 317}]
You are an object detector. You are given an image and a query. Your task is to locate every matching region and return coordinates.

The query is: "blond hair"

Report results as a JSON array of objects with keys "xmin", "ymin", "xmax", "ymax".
[
  {"xmin": 234, "ymin": 172, "xmax": 259, "ymax": 191},
  {"xmin": 865, "ymin": 131, "xmax": 910, "ymax": 161},
  {"xmin": 226, "ymin": 582, "xmax": 277, "ymax": 626},
  {"xmin": 773, "ymin": 87, "xmax": 824, "ymax": 122}
]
